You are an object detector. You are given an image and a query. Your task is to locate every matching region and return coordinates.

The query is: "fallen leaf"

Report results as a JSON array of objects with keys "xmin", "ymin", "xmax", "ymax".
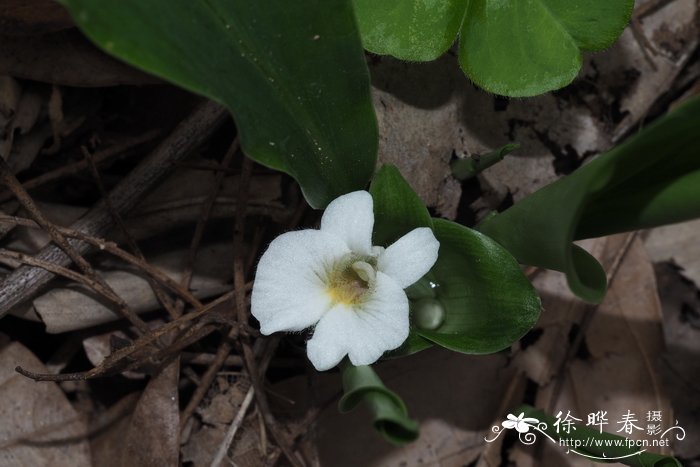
[
  {"xmin": 513, "ymin": 236, "xmax": 674, "ymax": 466},
  {"xmin": 655, "ymin": 262, "xmax": 700, "ymax": 460},
  {"xmin": 31, "ymin": 242, "xmax": 233, "ymax": 333},
  {"xmin": 121, "ymin": 360, "xmax": 180, "ymax": 466},
  {"xmin": 0, "ymin": 0, "xmax": 73, "ymax": 36},
  {"xmin": 0, "ymin": 341, "xmax": 91, "ymax": 466},
  {"xmin": 0, "ymin": 29, "xmax": 160, "ymax": 87},
  {"xmin": 0, "ymin": 80, "xmax": 52, "ymax": 174},
  {"xmin": 645, "ymin": 218, "xmax": 700, "ymax": 289}
]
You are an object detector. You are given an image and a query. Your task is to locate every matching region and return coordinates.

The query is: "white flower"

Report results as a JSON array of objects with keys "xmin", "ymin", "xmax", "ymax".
[
  {"xmin": 502, "ymin": 413, "xmax": 539, "ymax": 433},
  {"xmin": 251, "ymin": 191, "xmax": 440, "ymax": 371}
]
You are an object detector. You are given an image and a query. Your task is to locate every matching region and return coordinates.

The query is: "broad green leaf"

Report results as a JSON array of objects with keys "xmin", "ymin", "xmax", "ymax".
[
  {"xmin": 418, "ymin": 219, "xmax": 541, "ymax": 353},
  {"xmin": 518, "ymin": 405, "xmax": 683, "ymax": 466},
  {"xmin": 339, "ymin": 363, "xmax": 418, "ymax": 444},
  {"xmin": 353, "ymin": 0, "xmax": 633, "ymax": 97},
  {"xmin": 370, "ymin": 164, "xmax": 433, "ymax": 246},
  {"xmin": 61, "ymin": 0, "xmax": 377, "ymax": 209},
  {"xmin": 353, "ymin": 0, "xmax": 468, "ymax": 61},
  {"xmin": 460, "ymin": 0, "xmax": 633, "ymax": 97},
  {"xmin": 370, "ymin": 165, "xmax": 541, "ymax": 355},
  {"xmin": 479, "ymin": 95, "xmax": 700, "ymax": 303}
]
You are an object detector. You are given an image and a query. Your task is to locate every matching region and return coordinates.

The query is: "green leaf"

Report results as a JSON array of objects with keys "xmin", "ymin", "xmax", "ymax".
[
  {"xmin": 418, "ymin": 219, "xmax": 541, "ymax": 353},
  {"xmin": 60, "ymin": 0, "xmax": 377, "ymax": 208},
  {"xmin": 352, "ymin": 0, "xmax": 468, "ymax": 61},
  {"xmin": 518, "ymin": 405, "xmax": 683, "ymax": 466},
  {"xmin": 459, "ymin": 0, "xmax": 634, "ymax": 97},
  {"xmin": 479, "ymin": 95, "xmax": 700, "ymax": 303},
  {"xmin": 370, "ymin": 164, "xmax": 433, "ymax": 246},
  {"xmin": 353, "ymin": 0, "xmax": 633, "ymax": 97},
  {"xmin": 370, "ymin": 165, "xmax": 437, "ymax": 355},
  {"xmin": 370, "ymin": 165, "xmax": 541, "ymax": 355},
  {"xmin": 339, "ymin": 363, "xmax": 418, "ymax": 444}
]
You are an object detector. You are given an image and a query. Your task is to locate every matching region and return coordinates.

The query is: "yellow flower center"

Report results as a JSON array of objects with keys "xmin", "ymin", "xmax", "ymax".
[{"xmin": 326, "ymin": 258, "xmax": 376, "ymax": 305}]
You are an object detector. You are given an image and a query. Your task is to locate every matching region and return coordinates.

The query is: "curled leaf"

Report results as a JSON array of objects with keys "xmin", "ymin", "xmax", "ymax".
[
  {"xmin": 339, "ymin": 363, "xmax": 418, "ymax": 444},
  {"xmin": 479, "ymin": 95, "xmax": 700, "ymax": 303}
]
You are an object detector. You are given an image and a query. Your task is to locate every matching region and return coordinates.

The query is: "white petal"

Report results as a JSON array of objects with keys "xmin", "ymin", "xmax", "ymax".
[
  {"xmin": 306, "ymin": 272, "xmax": 409, "ymax": 370},
  {"xmin": 251, "ymin": 230, "xmax": 349, "ymax": 334},
  {"xmin": 320, "ymin": 191, "xmax": 374, "ymax": 255},
  {"xmin": 515, "ymin": 422, "xmax": 530, "ymax": 433},
  {"xmin": 502, "ymin": 421, "xmax": 517, "ymax": 429},
  {"xmin": 304, "ymin": 303, "xmax": 350, "ymax": 371},
  {"xmin": 377, "ymin": 227, "xmax": 439, "ymax": 288}
]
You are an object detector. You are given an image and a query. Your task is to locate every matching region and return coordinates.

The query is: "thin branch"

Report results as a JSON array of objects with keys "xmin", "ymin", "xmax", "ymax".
[
  {"xmin": 0, "ymin": 130, "xmax": 161, "ymax": 203},
  {"xmin": 0, "ymin": 249, "xmax": 106, "ymax": 294},
  {"xmin": 14, "ymin": 289, "xmax": 245, "ymax": 382},
  {"xmin": 210, "ymin": 384, "xmax": 256, "ymax": 467},
  {"xmin": 83, "ymin": 146, "xmax": 179, "ymax": 319},
  {"xmin": 177, "ymin": 137, "xmax": 240, "ymax": 428},
  {"xmin": 0, "ymin": 215, "xmax": 202, "ymax": 308},
  {"xmin": 634, "ymin": 0, "xmax": 678, "ymax": 19},
  {"xmin": 0, "ymin": 100, "xmax": 228, "ymax": 317},
  {"xmin": 0, "ymin": 157, "xmax": 149, "ymax": 332},
  {"xmin": 179, "ymin": 136, "xmax": 239, "ymax": 310}
]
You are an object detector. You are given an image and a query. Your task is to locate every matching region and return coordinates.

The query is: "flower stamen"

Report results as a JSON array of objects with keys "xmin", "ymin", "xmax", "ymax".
[
  {"xmin": 326, "ymin": 259, "xmax": 375, "ymax": 305},
  {"xmin": 351, "ymin": 261, "xmax": 376, "ymax": 283}
]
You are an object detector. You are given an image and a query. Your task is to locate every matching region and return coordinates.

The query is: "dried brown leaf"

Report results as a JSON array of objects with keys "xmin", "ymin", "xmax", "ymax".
[
  {"xmin": 0, "ymin": 0, "xmax": 73, "ymax": 36},
  {"xmin": 120, "ymin": 360, "xmax": 180, "ymax": 466},
  {"xmin": 514, "ymin": 237, "xmax": 672, "ymax": 467},
  {"xmin": 645, "ymin": 219, "xmax": 700, "ymax": 289},
  {"xmin": 655, "ymin": 261, "xmax": 700, "ymax": 459},
  {"xmin": 0, "ymin": 29, "xmax": 159, "ymax": 87},
  {"xmin": 0, "ymin": 341, "xmax": 91, "ymax": 466},
  {"xmin": 32, "ymin": 242, "xmax": 233, "ymax": 333}
]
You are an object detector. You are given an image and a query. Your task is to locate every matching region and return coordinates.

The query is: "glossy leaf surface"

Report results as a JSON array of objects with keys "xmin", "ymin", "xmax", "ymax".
[
  {"xmin": 371, "ymin": 165, "xmax": 541, "ymax": 355},
  {"xmin": 354, "ymin": 0, "xmax": 633, "ymax": 96},
  {"xmin": 353, "ymin": 0, "xmax": 468, "ymax": 61},
  {"xmin": 61, "ymin": 0, "xmax": 378, "ymax": 208}
]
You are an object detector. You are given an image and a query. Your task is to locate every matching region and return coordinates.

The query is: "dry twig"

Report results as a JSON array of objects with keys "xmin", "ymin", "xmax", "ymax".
[
  {"xmin": 0, "ymin": 100, "xmax": 228, "ymax": 317},
  {"xmin": 82, "ymin": 146, "xmax": 180, "ymax": 319},
  {"xmin": 0, "ymin": 157, "xmax": 150, "ymax": 332},
  {"xmin": 0, "ymin": 130, "xmax": 161, "ymax": 203},
  {"xmin": 14, "ymin": 289, "xmax": 248, "ymax": 381},
  {"xmin": 0, "ymin": 215, "xmax": 202, "ymax": 308},
  {"xmin": 210, "ymin": 383, "xmax": 256, "ymax": 467}
]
